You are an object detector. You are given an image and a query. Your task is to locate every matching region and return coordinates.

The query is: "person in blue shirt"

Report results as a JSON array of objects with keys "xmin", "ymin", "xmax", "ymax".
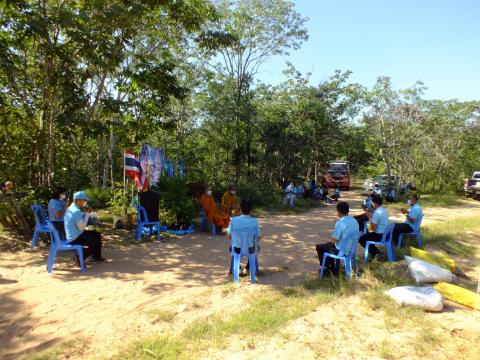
[
  {"xmin": 64, "ymin": 191, "xmax": 105, "ymax": 266},
  {"xmin": 354, "ymin": 192, "xmax": 374, "ymax": 232},
  {"xmin": 359, "ymin": 196, "xmax": 389, "ymax": 261},
  {"xmin": 284, "ymin": 181, "xmax": 296, "ymax": 207},
  {"xmin": 392, "ymin": 194, "xmax": 423, "ymax": 246},
  {"xmin": 315, "ymin": 201, "xmax": 359, "ymax": 275},
  {"xmin": 227, "ymin": 199, "xmax": 261, "ymax": 276},
  {"xmin": 48, "ymin": 187, "xmax": 68, "ymax": 240}
]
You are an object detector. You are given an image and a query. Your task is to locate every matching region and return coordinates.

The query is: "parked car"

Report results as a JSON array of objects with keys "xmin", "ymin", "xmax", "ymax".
[{"xmin": 464, "ymin": 172, "xmax": 480, "ymax": 199}]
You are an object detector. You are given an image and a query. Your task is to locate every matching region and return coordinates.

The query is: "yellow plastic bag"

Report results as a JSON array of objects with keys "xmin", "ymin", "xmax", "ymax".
[
  {"xmin": 434, "ymin": 282, "xmax": 480, "ymax": 309},
  {"xmin": 410, "ymin": 247, "xmax": 456, "ymax": 272}
]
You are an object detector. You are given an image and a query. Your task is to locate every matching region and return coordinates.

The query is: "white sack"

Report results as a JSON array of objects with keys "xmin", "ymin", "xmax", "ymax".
[
  {"xmin": 385, "ymin": 286, "xmax": 444, "ymax": 312},
  {"xmin": 405, "ymin": 255, "xmax": 454, "ymax": 284}
]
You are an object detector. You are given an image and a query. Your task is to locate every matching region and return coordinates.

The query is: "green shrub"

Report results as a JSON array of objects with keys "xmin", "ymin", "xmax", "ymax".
[
  {"xmin": 237, "ymin": 180, "xmax": 283, "ymax": 207},
  {"xmin": 85, "ymin": 188, "xmax": 113, "ymax": 209},
  {"xmin": 158, "ymin": 178, "xmax": 196, "ymax": 227},
  {"xmin": 0, "ymin": 188, "xmax": 48, "ymax": 234},
  {"xmin": 108, "ymin": 188, "xmax": 136, "ymax": 217}
]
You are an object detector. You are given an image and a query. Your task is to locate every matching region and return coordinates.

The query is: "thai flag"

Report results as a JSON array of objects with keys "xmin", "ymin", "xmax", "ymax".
[{"xmin": 124, "ymin": 150, "xmax": 147, "ymax": 190}]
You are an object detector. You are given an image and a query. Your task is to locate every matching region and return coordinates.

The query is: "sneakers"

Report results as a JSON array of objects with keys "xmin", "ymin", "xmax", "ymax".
[{"xmin": 90, "ymin": 257, "xmax": 106, "ymax": 263}]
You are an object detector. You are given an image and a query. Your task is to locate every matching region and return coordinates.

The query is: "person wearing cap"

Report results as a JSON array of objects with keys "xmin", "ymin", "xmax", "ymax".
[{"xmin": 64, "ymin": 191, "xmax": 105, "ymax": 265}]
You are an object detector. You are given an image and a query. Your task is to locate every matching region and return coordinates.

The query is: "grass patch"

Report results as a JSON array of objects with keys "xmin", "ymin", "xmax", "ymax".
[
  {"xmin": 117, "ymin": 280, "xmax": 339, "ymax": 359},
  {"xmin": 29, "ymin": 337, "xmax": 89, "ymax": 360},
  {"xmin": 146, "ymin": 309, "xmax": 176, "ymax": 323},
  {"xmin": 423, "ymin": 215, "xmax": 479, "ymax": 256}
]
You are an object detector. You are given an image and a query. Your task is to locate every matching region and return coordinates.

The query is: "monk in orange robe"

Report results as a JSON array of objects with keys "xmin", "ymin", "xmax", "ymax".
[
  {"xmin": 221, "ymin": 185, "xmax": 240, "ymax": 216},
  {"xmin": 200, "ymin": 187, "xmax": 230, "ymax": 231}
]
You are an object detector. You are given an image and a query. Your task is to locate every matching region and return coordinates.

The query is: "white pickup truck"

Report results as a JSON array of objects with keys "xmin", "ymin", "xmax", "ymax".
[{"xmin": 464, "ymin": 172, "xmax": 480, "ymax": 199}]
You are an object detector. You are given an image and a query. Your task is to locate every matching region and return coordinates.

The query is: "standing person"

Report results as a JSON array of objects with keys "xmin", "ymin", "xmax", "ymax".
[
  {"xmin": 64, "ymin": 191, "xmax": 105, "ymax": 265},
  {"xmin": 221, "ymin": 185, "xmax": 240, "ymax": 216},
  {"xmin": 200, "ymin": 186, "xmax": 230, "ymax": 233},
  {"xmin": 358, "ymin": 196, "xmax": 389, "ymax": 261},
  {"xmin": 315, "ymin": 201, "xmax": 358, "ymax": 275},
  {"xmin": 392, "ymin": 194, "xmax": 423, "ymax": 246},
  {"xmin": 48, "ymin": 187, "xmax": 68, "ymax": 240},
  {"xmin": 284, "ymin": 181, "xmax": 296, "ymax": 207}
]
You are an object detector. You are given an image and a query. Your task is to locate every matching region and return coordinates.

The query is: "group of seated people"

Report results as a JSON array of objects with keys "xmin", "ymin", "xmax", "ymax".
[
  {"xmin": 316, "ymin": 193, "xmax": 423, "ymax": 273},
  {"xmin": 284, "ymin": 180, "xmax": 341, "ymax": 206},
  {"xmin": 46, "ymin": 188, "xmax": 106, "ymax": 267},
  {"xmin": 199, "ymin": 185, "xmax": 240, "ymax": 234}
]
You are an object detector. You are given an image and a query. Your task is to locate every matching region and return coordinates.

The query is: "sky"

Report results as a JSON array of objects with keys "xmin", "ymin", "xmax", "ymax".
[{"xmin": 257, "ymin": 0, "xmax": 480, "ymax": 101}]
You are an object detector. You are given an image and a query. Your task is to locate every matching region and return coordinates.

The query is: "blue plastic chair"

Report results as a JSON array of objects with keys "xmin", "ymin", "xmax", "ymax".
[
  {"xmin": 397, "ymin": 213, "xmax": 424, "ymax": 248},
  {"xmin": 200, "ymin": 207, "xmax": 216, "ymax": 236},
  {"xmin": 135, "ymin": 206, "xmax": 161, "ymax": 241},
  {"xmin": 229, "ymin": 226, "xmax": 259, "ymax": 284},
  {"xmin": 364, "ymin": 223, "xmax": 396, "ymax": 263},
  {"xmin": 320, "ymin": 230, "xmax": 360, "ymax": 279},
  {"xmin": 31, "ymin": 204, "xmax": 51, "ymax": 249},
  {"xmin": 46, "ymin": 221, "xmax": 85, "ymax": 273}
]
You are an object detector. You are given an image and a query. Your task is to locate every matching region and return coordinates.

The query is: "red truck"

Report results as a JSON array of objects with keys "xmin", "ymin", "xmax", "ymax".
[{"xmin": 323, "ymin": 161, "xmax": 351, "ymax": 190}]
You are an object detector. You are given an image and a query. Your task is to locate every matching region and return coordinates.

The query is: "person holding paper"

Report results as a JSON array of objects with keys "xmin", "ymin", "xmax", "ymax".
[{"xmin": 64, "ymin": 191, "xmax": 105, "ymax": 266}]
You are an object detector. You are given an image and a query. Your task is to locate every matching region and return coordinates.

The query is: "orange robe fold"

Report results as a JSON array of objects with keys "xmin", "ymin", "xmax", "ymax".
[
  {"xmin": 221, "ymin": 191, "xmax": 239, "ymax": 216},
  {"xmin": 200, "ymin": 194, "xmax": 230, "ymax": 228}
]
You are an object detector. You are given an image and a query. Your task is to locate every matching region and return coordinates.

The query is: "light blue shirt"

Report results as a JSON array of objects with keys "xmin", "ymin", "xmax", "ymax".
[
  {"xmin": 64, "ymin": 203, "xmax": 85, "ymax": 242},
  {"xmin": 286, "ymin": 184, "xmax": 295, "ymax": 193},
  {"xmin": 227, "ymin": 215, "xmax": 261, "ymax": 248},
  {"xmin": 371, "ymin": 206, "xmax": 389, "ymax": 234},
  {"xmin": 406, "ymin": 203, "xmax": 423, "ymax": 230},
  {"xmin": 331, "ymin": 215, "xmax": 359, "ymax": 255},
  {"xmin": 363, "ymin": 196, "xmax": 373, "ymax": 210},
  {"xmin": 48, "ymin": 198, "xmax": 65, "ymax": 221}
]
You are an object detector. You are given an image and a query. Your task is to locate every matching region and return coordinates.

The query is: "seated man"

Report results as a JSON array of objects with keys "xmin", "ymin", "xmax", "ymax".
[
  {"xmin": 221, "ymin": 185, "xmax": 240, "ymax": 216},
  {"xmin": 330, "ymin": 185, "xmax": 341, "ymax": 201},
  {"xmin": 228, "ymin": 199, "xmax": 261, "ymax": 275},
  {"xmin": 48, "ymin": 187, "xmax": 68, "ymax": 240},
  {"xmin": 296, "ymin": 184, "xmax": 305, "ymax": 198},
  {"xmin": 354, "ymin": 192, "xmax": 374, "ymax": 232},
  {"xmin": 64, "ymin": 191, "xmax": 105, "ymax": 265},
  {"xmin": 392, "ymin": 194, "xmax": 423, "ymax": 246},
  {"xmin": 315, "ymin": 201, "xmax": 358, "ymax": 275},
  {"xmin": 358, "ymin": 196, "xmax": 389, "ymax": 261},
  {"xmin": 200, "ymin": 187, "xmax": 230, "ymax": 233}
]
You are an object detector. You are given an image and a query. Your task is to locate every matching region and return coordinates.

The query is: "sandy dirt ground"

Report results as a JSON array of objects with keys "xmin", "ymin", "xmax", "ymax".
[{"xmin": 1, "ymin": 192, "xmax": 479, "ymax": 359}]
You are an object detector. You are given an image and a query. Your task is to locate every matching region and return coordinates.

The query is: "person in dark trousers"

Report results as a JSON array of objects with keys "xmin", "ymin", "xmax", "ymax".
[
  {"xmin": 228, "ymin": 199, "xmax": 261, "ymax": 276},
  {"xmin": 64, "ymin": 191, "xmax": 106, "ymax": 266},
  {"xmin": 392, "ymin": 194, "xmax": 423, "ymax": 246},
  {"xmin": 315, "ymin": 201, "xmax": 358, "ymax": 275},
  {"xmin": 354, "ymin": 192, "xmax": 374, "ymax": 232},
  {"xmin": 48, "ymin": 187, "xmax": 68, "ymax": 240},
  {"xmin": 358, "ymin": 196, "xmax": 389, "ymax": 261}
]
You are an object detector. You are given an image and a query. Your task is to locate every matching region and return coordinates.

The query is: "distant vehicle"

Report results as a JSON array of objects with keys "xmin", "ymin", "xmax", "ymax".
[
  {"xmin": 464, "ymin": 172, "xmax": 480, "ymax": 199},
  {"xmin": 364, "ymin": 175, "xmax": 400, "ymax": 194},
  {"xmin": 323, "ymin": 161, "xmax": 350, "ymax": 190}
]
